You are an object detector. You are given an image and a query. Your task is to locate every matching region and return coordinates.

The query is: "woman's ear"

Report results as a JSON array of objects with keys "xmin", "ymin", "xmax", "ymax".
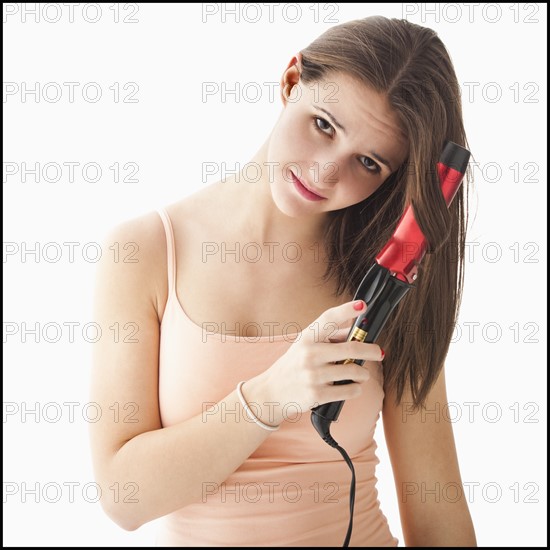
[{"xmin": 280, "ymin": 53, "xmax": 303, "ymax": 105}]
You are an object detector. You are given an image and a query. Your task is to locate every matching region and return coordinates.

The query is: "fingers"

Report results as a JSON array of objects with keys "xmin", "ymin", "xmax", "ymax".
[
  {"xmin": 314, "ymin": 340, "xmax": 384, "ymax": 364},
  {"xmin": 306, "ymin": 300, "xmax": 366, "ymax": 343},
  {"xmin": 327, "ymin": 325, "xmax": 354, "ymax": 343},
  {"xmin": 319, "ymin": 363, "xmax": 371, "ymax": 384},
  {"xmin": 315, "ymin": 379, "xmax": 364, "ymax": 405}
]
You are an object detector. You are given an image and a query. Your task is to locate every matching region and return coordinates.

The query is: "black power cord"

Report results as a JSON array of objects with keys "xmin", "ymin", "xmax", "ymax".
[{"xmin": 317, "ymin": 432, "xmax": 356, "ymax": 547}]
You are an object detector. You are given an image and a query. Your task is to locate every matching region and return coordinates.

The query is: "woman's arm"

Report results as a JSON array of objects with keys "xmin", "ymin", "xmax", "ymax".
[
  {"xmin": 89, "ymin": 212, "xmax": 275, "ymax": 531},
  {"xmin": 382, "ymin": 365, "xmax": 477, "ymax": 547}
]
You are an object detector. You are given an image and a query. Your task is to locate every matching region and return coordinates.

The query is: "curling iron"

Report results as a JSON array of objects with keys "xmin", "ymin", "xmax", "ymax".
[{"xmin": 310, "ymin": 140, "xmax": 471, "ymax": 546}]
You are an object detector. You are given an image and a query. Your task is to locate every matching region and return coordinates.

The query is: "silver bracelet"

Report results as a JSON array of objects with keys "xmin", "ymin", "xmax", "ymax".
[{"xmin": 236, "ymin": 381, "xmax": 280, "ymax": 432}]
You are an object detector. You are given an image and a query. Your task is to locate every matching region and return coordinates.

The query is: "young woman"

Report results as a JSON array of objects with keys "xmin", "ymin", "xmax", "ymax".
[{"xmin": 90, "ymin": 16, "xmax": 477, "ymax": 546}]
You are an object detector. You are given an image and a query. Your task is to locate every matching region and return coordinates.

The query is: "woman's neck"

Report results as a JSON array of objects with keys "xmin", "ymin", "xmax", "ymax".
[{"xmin": 220, "ymin": 138, "xmax": 329, "ymax": 250}]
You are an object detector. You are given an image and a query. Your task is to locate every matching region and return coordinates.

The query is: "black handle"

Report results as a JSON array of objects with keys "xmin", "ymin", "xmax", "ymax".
[{"xmin": 311, "ymin": 264, "xmax": 412, "ymax": 426}]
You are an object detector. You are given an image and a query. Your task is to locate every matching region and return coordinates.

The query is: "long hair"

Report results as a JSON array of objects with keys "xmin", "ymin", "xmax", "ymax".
[{"xmin": 300, "ymin": 16, "xmax": 471, "ymax": 409}]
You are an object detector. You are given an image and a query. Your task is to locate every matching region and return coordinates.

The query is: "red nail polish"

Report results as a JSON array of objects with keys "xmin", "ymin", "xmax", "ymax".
[
  {"xmin": 353, "ymin": 300, "xmax": 364, "ymax": 311},
  {"xmin": 380, "ymin": 348, "xmax": 385, "ymax": 360}
]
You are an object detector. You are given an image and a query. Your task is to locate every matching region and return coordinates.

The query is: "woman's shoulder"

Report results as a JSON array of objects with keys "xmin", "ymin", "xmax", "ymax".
[
  {"xmin": 96, "ymin": 210, "xmax": 170, "ymax": 318},
  {"xmin": 102, "ymin": 181, "xmax": 221, "ymax": 251},
  {"xmin": 160, "ymin": 181, "xmax": 231, "ymax": 261},
  {"xmin": 100, "ymin": 209, "xmax": 166, "ymax": 268}
]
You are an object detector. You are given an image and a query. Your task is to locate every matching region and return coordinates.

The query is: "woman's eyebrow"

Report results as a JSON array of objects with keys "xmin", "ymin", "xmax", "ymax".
[
  {"xmin": 313, "ymin": 105, "xmax": 394, "ymax": 172},
  {"xmin": 367, "ymin": 152, "xmax": 393, "ymax": 172},
  {"xmin": 314, "ymin": 105, "xmax": 346, "ymax": 133}
]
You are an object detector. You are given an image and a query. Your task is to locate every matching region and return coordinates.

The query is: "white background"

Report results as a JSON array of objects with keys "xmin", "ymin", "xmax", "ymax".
[{"xmin": 3, "ymin": 2, "xmax": 547, "ymax": 547}]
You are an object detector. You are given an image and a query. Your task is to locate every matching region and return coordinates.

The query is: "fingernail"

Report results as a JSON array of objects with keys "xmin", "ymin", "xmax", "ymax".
[
  {"xmin": 380, "ymin": 348, "xmax": 385, "ymax": 361},
  {"xmin": 353, "ymin": 300, "xmax": 365, "ymax": 311}
]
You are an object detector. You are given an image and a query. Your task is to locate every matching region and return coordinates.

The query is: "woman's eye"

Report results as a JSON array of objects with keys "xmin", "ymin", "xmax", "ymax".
[
  {"xmin": 314, "ymin": 116, "xmax": 334, "ymax": 136},
  {"xmin": 359, "ymin": 156, "xmax": 381, "ymax": 174}
]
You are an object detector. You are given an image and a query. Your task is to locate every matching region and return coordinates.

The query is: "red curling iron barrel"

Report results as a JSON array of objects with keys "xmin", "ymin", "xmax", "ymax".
[
  {"xmin": 311, "ymin": 141, "xmax": 471, "ymax": 446},
  {"xmin": 376, "ymin": 141, "xmax": 471, "ymax": 284}
]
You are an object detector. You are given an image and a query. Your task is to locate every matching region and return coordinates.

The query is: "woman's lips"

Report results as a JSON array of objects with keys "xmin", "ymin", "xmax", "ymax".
[{"xmin": 290, "ymin": 170, "xmax": 327, "ymax": 201}]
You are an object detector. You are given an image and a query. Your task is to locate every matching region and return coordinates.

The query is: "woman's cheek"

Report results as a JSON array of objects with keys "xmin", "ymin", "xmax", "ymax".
[
  {"xmin": 269, "ymin": 115, "xmax": 307, "ymax": 163},
  {"xmin": 337, "ymin": 180, "xmax": 367, "ymax": 207}
]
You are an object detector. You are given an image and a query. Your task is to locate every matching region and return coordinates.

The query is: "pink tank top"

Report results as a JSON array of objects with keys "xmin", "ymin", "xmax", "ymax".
[{"xmin": 155, "ymin": 208, "xmax": 398, "ymax": 547}]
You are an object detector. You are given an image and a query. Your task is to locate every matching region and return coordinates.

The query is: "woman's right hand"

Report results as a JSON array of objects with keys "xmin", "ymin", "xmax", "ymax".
[{"xmin": 244, "ymin": 300, "xmax": 384, "ymax": 426}]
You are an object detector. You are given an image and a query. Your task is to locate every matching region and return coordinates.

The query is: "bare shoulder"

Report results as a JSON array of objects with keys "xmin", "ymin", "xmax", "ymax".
[
  {"xmin": 96, "ymin": 184, "xmax": 219, "ymax": 321},
  {"xmin": 96, "ymin": 208, "xmax": 172, "ymax": 323},
  {"xmin": 98, "ymin": 210, "xmax": 167, "ymax": 280},
  {"xmin": 162, "ymin": 182, "xmax": 229, "ymax": 264}
]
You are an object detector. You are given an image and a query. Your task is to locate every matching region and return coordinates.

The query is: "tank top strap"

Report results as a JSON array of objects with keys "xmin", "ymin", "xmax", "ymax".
[{"xmin": 157, "ymin": 208, "xmax": 176, "ymax": 295}]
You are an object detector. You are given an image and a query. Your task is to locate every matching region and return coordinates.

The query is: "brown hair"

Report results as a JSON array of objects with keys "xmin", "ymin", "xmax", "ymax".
[{"xmin": 300, "ymin": 16, "xmax": 472, "ymax": 409}]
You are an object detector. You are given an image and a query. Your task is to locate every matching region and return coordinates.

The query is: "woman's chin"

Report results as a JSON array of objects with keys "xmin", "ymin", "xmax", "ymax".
[
  {"xmin": 271, "ymin": 184, "xmax": 326, "ymax": 218},
  {"xmin": 271, "ymin": 193, "xmax": 313, "ymax": 218}
]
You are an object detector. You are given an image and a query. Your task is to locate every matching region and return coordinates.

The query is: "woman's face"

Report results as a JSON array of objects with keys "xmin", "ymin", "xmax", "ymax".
[{"xmin": 267, "ymin": 69, "xmax": 409, "ymax": 217}]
